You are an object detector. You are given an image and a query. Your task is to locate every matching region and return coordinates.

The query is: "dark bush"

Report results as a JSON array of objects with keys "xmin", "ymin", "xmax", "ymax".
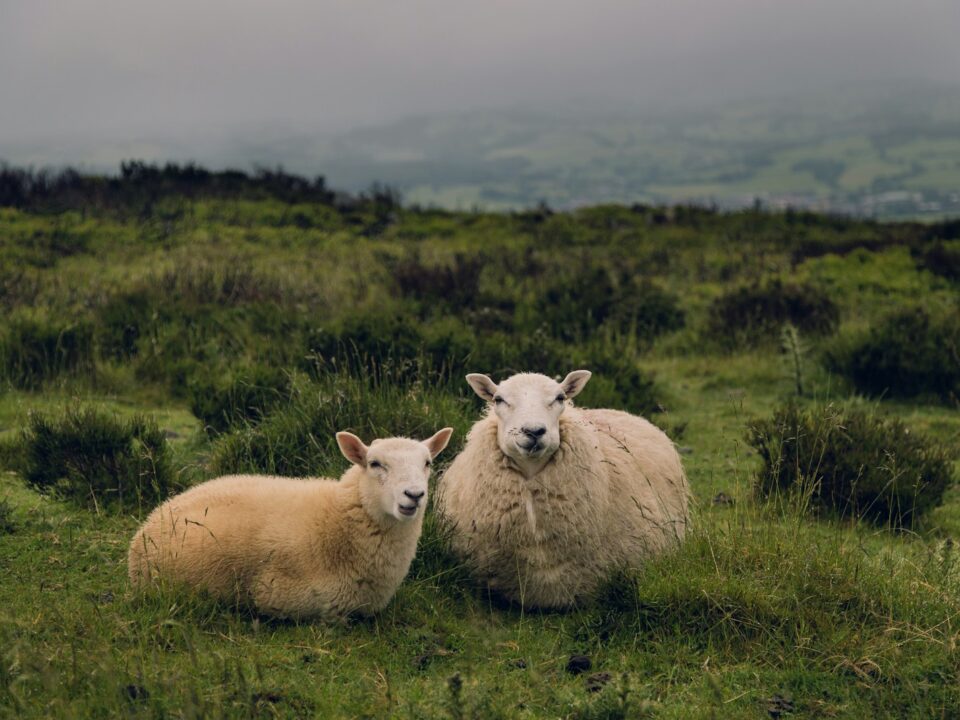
[
  {"xmin": 0, "ymin": 268, "xmax": 43, "ymax": 310},
  {"xmin": 97, "ymin": 291, "xmax": 155, "ymax": 360},
  {"xmin": 830, "ymin": 306, "xmax": 960, "ymax": 403},
  {"xmin": 747, "ymin": 401, "xmax": 954, "ymax": 527},
  {"xmin": 18, "ymin": 408, "xmax": 175, "ymax": 512},
  {"xmin": 304, "ymin": 311, "xmax": 424, "ymax": 378},
  {"xmin": 706, "ymin": 279, "xmax": 839, "ymax": 348},
  {"xmin": 915, "ymin": 241, "xmax": 960, "ymax": 282},
  {"xmin": 0, "ymin": 315, "xmax": 95, "ymax": 388},
  {"xmin": 189, "ymin": 364, "xmax": 292, "ymax": 435},
  {"xmin": 392, "ymin": 252, "xmax": 486, "ymax": 311},
  {"xmin": 573, "ymin": 343, "xmax": 661, "ymax": 416},
  {"xmin": 535, "ymin": 265, "xmax": 684, "ymax": 343},
  {"xmin": 465, "ymin": 327, "xmax": 569, "ymax": 380},
  {"xmin": 0, "ymin": 498, "xmax": 15, "ymax": 535},
  {"xmin": 209, "ymin": 374, "xmax": 473, "ymax": 478},
  {"xmin": 305, "ymin": 312, "xmax": 476, "ymax": 387}
]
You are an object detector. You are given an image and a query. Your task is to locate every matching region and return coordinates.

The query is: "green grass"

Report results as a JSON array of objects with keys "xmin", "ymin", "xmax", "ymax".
[{"xmin": 0, "ymin": 188, "xmax": 958, "ymax": 717}]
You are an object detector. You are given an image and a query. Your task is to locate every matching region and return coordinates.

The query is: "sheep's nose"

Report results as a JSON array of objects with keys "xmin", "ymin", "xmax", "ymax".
[
  {"xmin": 522, "ymin": 425, "xmax": 547, "ymax": 439},
  {"xmin": 404, "ymin": 489, "xmax": 425, "ymax": 502}
]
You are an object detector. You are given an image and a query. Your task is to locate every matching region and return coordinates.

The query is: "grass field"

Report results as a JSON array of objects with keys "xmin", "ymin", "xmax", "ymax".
[{"xmin": 0, "ymin": 172, "xmax": 958, "ymax": 718}]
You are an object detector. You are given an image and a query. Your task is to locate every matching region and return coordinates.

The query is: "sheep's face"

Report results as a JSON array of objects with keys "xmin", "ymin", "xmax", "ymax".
[
  {"xmin": 336, "ymin": 428, "xmax": 453, "ymax": 522},
  {"xmin": 466, "ymin": 371, "xmax": 591, "ymax": 477}
]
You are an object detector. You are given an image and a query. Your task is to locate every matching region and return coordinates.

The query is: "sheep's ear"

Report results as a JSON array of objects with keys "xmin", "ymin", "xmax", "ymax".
[
  {"xmin": 336, "ymin": 432, "xmax": 368, "ymax": 465},
  {"xmin": 560, "ymin": 370, "xmax": 592, "ymax": 399},
  {"xmin": 422, "ymin": 427, "xmax": 454, "ymax": 459},
  {"xmin": 466, "ymin": 373, "xmax": 498, "ymax": 402}
]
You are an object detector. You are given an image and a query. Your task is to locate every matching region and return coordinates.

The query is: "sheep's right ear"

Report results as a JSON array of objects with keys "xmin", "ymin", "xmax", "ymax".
[
  {"xmin": 423, "ymin": 427, "xmax": 454, "ymax": 459},
  {"xmin": 466, "ymin": 373, "xmax": 498, "ymax": 402},
  {"xmin": 336, "ymin": 432, "xmax": 368, "ymax": 465}
]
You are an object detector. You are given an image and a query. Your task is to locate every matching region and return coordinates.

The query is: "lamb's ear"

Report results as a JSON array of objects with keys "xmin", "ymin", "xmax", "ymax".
[
  {"xmin": 423, "ymin": 427, "xmax": 454, "ymax": 459},
  {"xmin": 336, "ymin": 431, "xmax": 368, "ymax": 465},
  {"xmin": 466, "ymin": 373, "xmax": 498, "ymax": 402},
  {"xmin": 560, "ymin": 370, "xmax": 592, "ymax": 399}
]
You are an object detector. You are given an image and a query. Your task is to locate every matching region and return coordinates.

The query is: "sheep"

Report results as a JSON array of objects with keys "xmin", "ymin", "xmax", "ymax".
[
  {"xmin": 437, "ymin": 370, "xmax": 688, "ymax": 609},
  {"xmin": 128, "ymin": 427, "xmax": 454, "ymax": 621}
]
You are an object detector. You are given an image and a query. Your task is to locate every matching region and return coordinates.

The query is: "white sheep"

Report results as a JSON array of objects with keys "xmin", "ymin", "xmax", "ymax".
[
  {"xmin": 128, "ymin": 427, "xmax": 453, "ymax": 620},
  {"xmin": 437, "ymin": 370, "xmax": 688, "ymax": 609}
]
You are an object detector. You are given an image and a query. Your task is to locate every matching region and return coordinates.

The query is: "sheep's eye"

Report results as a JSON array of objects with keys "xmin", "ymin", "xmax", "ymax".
[
  {"xmin": 425, "ymin": 459, "xmax": 432, "ymax": 468},
  {"xmin": 493, "ymin": 396, "xmax": 505, "ymax": 405},
  {"xmin": 369, "ymin": 460, "xmax": 382, "ymax": 469},
  {"xmin": 554, "ymin": 394, "xmax": 565, "ymax": 404}
]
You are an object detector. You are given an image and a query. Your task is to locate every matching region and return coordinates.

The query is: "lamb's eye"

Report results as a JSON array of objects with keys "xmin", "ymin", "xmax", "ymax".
[
  {"xmin": 554, "ymin": 394, "xmax": 565, "ymax": 404},
  {"xmin": 425, "ymin": 459, "xmax": 432, "ymax": 468},
  {"xmin": 493, "ymin": 396, "xmax": 505, "ymax": 405},
  {"xmin": 369, "ymin": 460, "xmax": 382, "ymax": 469}
]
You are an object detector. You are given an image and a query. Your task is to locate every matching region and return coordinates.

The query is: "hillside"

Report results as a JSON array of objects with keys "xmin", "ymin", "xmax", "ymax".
[{"xmin": 0, "ymin": 167, "xmax": 958, "ymax": 717}]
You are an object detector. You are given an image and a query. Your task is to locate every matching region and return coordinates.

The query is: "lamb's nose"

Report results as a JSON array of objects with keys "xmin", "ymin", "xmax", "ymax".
[
  {"xmin": 404, "ymin": 489, "xmax": 425, "ymax": 502},
  {"xmin": 522, "ymin": 425, "xmax": 547, "ymax": 438}
]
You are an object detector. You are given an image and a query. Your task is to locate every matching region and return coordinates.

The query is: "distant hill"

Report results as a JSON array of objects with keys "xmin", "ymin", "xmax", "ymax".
[
  {"xmin": 304, "ymin": 84, "xmax": 960, "ymax": 218},
  {"xmin": 4, "ymin": 84, "xmax": 960, "ymax": 219}
]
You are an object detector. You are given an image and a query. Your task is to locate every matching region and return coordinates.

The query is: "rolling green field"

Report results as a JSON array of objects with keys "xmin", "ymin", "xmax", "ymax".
[{"xmin": 0, "ymin": 172, "xmax": 959, "ymax": 718}]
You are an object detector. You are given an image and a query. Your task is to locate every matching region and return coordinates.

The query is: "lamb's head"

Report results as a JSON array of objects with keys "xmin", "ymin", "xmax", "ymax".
[
  {"xmin": 336, "ymin": 428, "xmax": 454, "ymax": 522},
  {"xmin": 466, "ymin": 370, "xmax": 591, "ymax": 476}
]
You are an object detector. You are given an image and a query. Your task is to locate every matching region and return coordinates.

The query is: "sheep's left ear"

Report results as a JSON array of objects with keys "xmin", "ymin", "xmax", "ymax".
[
  {"xmin": 336, "ymin": 432, "xmax": 368, "ymax": 465},
  {"xmin": 560, "ymin": 370, "xmax": 592, "ymax": 399},
  {"xmin": 466, "ymin": 373, "xmax": 498, "ymax": 402},
  {"xmin": 422, "ymin": 427, "xmax": 454, "ymax": 459}
]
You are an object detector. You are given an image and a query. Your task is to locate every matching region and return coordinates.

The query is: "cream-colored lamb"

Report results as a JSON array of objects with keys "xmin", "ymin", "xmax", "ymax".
[
  {"xmin": 438, "ymin": 371, "xmax": 688, "ymax": 609},
  {"xmin": 128, "ymin": 428, "xmax": 453, "ymax": 620}
]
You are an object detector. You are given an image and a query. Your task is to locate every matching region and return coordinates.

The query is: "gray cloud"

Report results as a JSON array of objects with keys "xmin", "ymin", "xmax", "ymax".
[{"xmin": 1, "ymin": 0, "xmax": 958, "ymax": 161}]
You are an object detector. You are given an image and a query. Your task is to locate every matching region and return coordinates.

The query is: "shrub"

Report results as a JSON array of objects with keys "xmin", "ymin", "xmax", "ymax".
[
  {"xmin": 0, "ymin": 314, "xmax": 95, "ymax": 388},
  {"xmin": 0, "ymin": 498, "xmax": 15, "ymax": 535},
  {"xmin": 209, "ymin": 373, "xmax": 473, "ymax": 478},
  {"xmin": 706, "ymin": 279, "xmax": 839, "ymax": 348},
  {"xmin": 96, "ymin": 290, "xmax": 155, "ymax": 360},
  {"xmin": 0, "ymin": 267, "xmax": 43, "ymax": 310},
  {"xmin": 830, "ymin": 306, "xmax": 960, "ymax": 403},
  {"xmin": 747, "ymin": 401, "xmax": 954, "ymax": 527},
  {"xmin": 18, "ymin": 408, "xmax": 175, "ymax": 512},
  {"xmin": 534, "ymin": 265, "xmax": 684, "ymax": 344},
  {"xmin": 189, "ymin": 364, "xmax": 292, "ymax": 435},
  {"xmin": 466, "ymin": 327, "xmax": 569, "ymax": 380},
  {"xmin": 572, "ymin": 342, "xmax": 661, "ymax": 416},
  {"xmin": 392, "ymin": 252, "xmax": 486, "ymax": 312},
  {"xmin": 915, "ymin": 241, "xmax": 960, "ymax": 282},
  {"xmin": 304, "ymin": 310, "xmax": 426, "ymax": 381},
  {"xmin": 305, "ymin": 312, "xmax": 476, "ymax": 387}
]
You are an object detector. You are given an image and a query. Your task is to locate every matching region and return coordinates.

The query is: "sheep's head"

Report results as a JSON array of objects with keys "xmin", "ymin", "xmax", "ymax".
[
  {"xmin": 336, "ymin": 428, "xmax": 454, "ymax": 522},
  {"xmin": 466, "ymin": 370, "xmax": 591, "ymax": 477}
]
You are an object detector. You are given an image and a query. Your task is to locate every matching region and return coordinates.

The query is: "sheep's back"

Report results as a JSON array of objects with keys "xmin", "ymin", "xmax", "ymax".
[
  {"xmin": 128, "ymin": 475, "xmax": 338, "ymax": 598},
  {"xmin": 581, "ymin": 409, "xmax": 689, "ymax": 562}
]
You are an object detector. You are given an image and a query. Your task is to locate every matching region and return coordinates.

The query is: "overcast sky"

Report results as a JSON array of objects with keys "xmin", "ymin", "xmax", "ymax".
[{"xmin": 1, "ymin": 0, "xmax": 958, "ymax": 156}]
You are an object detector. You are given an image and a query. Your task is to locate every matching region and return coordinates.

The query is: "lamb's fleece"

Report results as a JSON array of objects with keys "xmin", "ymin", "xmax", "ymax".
[
  {"xmin": 439, "ymin": 407, "xmax": 688, "ymax": 608},
  {"xmin": 128, "ymin": 431, "xmax": 451, "ymax": 620}
]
